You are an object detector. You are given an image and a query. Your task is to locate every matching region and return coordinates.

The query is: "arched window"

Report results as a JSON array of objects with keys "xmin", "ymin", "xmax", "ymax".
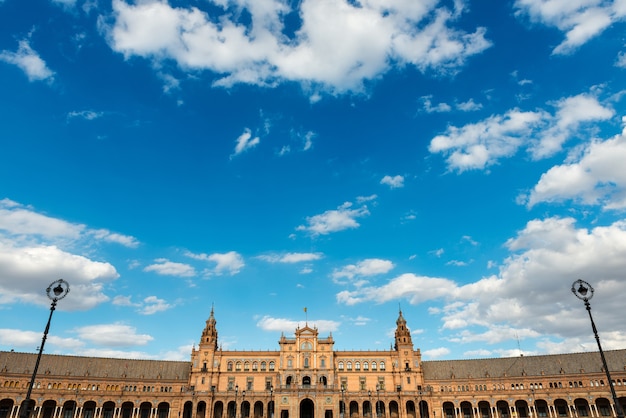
[
  {"xmin": 355, "ymin": 362, "xmax": 360, "ymax": 370},
  {"xmin": 372, "ymin": 362, "xmax": 377, "ymax": 370},
  {"xmin": 269, "ymin": 361, "xmax": 275, "ymax": 371},
  {"xmin": 338, "ymin": 362, "xmax": 344, "ymax": 370},
  {"xmin": 261, "ymin": 362, "xmax": 267, "ymax": 371},
  {"xmin": 347, "ymin": 362, "xmax": 352, "ymax": 371},
  {"xmin": 380, "ymin": 361, "xmax": 385, "ymax": 371},
  {"xmin": 363, "ymin": 362, "xmax": 369, "ymax": 370},
  {"xmin": 227, "ymin": 362, "xmax": 233, "ymax": 371}
]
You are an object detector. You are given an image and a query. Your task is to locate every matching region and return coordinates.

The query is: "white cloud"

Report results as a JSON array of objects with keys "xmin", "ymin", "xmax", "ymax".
[
  {"xmin": 422, "ymin": 346, "xmax": 451, "ymax": 359},
  {"xmin": 529, "ymin": 94, "xmax": 614, "ymax": 159},
  {"xmin": 617, "ymin": 51, "xmax": 626, "ymax": 68},
  {"xmin": 144, "ymin": 258, "xmax": 196, "ymax": 277},
  {"xmin": 112, "ymin": 295, "xmax": 172, "ymax": 315},
  {"xmin": 429, "ymin": 109, "xmax": 545, "ymax": 172},
  {"xmin": 231, "ymin": 128, "xmax": 260, "ymax": 157},
  {"xmin": 259, "ymin": 252, "xmax": 323, "ymax": 263},
  {"xmin": 256, "ymin": 315, "xmax": 340, "ymax": 334},
  {"xmin": 67, "ymin": 110, "xmax": 105, "ymax": 121},
  {"xmin": 514, "ymin": 0, "xmax": 626, "ymax": 55},
  {"xmin": 140, "ymin": 296, "xmax": 172, "ymax": 315},
  {"xmin": 526, "ymin": 123, "xmax": 626, "ymax": 209},
  {"xmin": 456, "ymin": 98, "xmax": 483, "ymax": 111},
  {"xmin": 421, "ymin": 95, "xmax": 452, "ymax": 113},
  {"xmin": 103, "ymin": 0, "xmax": 491, "ymax": 93},
  {"xmin": 336, "ymin": 273, "xmax": 457, "ymax": 305},
  {"xmin": 0, "ymin": 328, "xmax": 83, "ymax": 351},
  {"xmin": 0, "ymin": 243, "xmax": 116, "ymax": 310},
  {"xmin": 0, "ymin": 199, "xmax": 139, "ymax": 248},
  {"xmin": 74, "ymin": 323, "xmax": 153, "ymax": 346},
  {"xmin": 336, "ymin": 216, "xmax": 626, "ymax": 353},
  {"xmin": 380, "ymin": 175, "xmax": 405, "ymax": 189},
  {"xmin": 429, "ymin": 93, "xmax": 613, "ymax": 172},
  {"xmin": 297, "ymin": 201, "xmax": 370, "ymax": 235},
  {"xmin": 187, "ymin": 251, "xmax": 245, "ymax": 275},
  {"xmin": 332, "ymin": 258, "xmax": 395, "ymax": 282},
  {"xmin": 0, "ymin": 39, "xmax": 54, "ymax": 82}
]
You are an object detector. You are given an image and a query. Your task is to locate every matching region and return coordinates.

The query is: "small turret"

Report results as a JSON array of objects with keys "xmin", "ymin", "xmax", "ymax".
[
  {"xmin": 394, "ymin": 308, "xmax": 413, "ymax": 351},
  {"xmin": 200, "ymin": 305, "xmax": 218, "ymax": 350}
]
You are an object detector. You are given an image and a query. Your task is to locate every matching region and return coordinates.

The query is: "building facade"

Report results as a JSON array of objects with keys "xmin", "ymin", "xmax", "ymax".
[{"xmin": 1, "ymin": 310, "xmax": 626, "ymax": 418}]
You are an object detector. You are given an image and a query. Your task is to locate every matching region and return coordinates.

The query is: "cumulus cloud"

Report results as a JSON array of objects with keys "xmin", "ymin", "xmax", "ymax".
[
  {"xmin": 113, "ymin": 295, "xmax": 173, "ymax": 315},
  {"xmin": 74, "ymin": 323, "xmax": 153, "ymax": 346},
  {"xmin": 67, "ymin": 110, "xmax": 105, "ymax": 121},
  {"xmin": 258, "ymin": 252, "xmax": 323, "ymax": 263},
  {"xmin": 525, "ymin": 122, "xmax": 626, "ymax": 209},
  {"xmin": 232, "ymin": 128, "xmax": 260, "ymax": 158},
  {"xmin": 514, "ymin": 0, "xmax": 626, "ymax": 55},
  {"xmin": 0, "ymin": 328, "xmax": 83, "ymax": 351},
  {"xmin": 335, "ymin": 216, "xmax": 626, "ymax": 353},
  {"xmin": 428, "ymin": 93, "xmax": 613, "ymax": 172},
  {"xmin": 0, "ymin": 39, "xmax": 54, "ymax": 82},
  {"xmin": 336, "ymin": 273, "xmax": 457, "ymax": 305},
  {"xmin": 380, "ymin": 175, "xmax": 405, "ymax": 189},
  {"xmin": 187, "ymin": 250, "xmax": 245, "ymax": 275},
  {"xmin": 103, "ymin": 0, "xmax": 491, "ymax": 94},
  {"xmin": 0, "ymin": 199, "xmax": 139, "ymax": 248},
  {"xmin": 421, "ymin": 95, "xmax": 452, "ymax": 113},
  {"xmin": 297, "ymin": 201, "xmax": 371, "ymax": 235},
  {"xmin": 144, "ymin": 258, "xmax": 196, "ymax": 277},
  {"xmin": 256, "ymin": 315, "xmax": 340, "ymax": 334},
  {"xmin": 332, "ymin": 258, "xmax": 395, "ymax": 283},
  {"xmin": 0, "ymin": 243, "xmax": 116, "ymax": 310}
]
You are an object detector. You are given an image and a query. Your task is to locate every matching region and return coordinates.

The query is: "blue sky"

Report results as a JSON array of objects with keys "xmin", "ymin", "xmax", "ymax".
[{"xmin": 1, "ymin": 0, "xmax": 626, "ymax": 361}]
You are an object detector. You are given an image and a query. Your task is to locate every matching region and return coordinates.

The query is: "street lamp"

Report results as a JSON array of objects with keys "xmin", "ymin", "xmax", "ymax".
[
  {"xmin": 269, "ymin": 386, "xmax": 274, "ymax": 418},
  {"xmin": 235, "ymin": 385, "xmax": 239, "ymax": 418},
  {"xmin": 376, "ymin": 385, "xmax": 381, "ymax": 418},
  {"xmin": 20, "ymin": 279, "xmax": 70, "ymax": 418},
  {"xmin": 572, "ymin": 279, "xmax": 625, "ymax": 418},
  {"xmin": 242, "ymin": 390, "xmax": 246, "ymax": 418},
  {"xmin": 341, "ymin": 386, "xmax": 345, "ymax": 418},
  {"xmin": 368, "ymin": 391, "xmax": 372, "ymax": 418}
]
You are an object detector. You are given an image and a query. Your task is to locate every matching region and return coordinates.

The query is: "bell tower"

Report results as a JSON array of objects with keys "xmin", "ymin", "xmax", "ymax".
[
  {"xmin": 201, "ymin": 305, "xmax": 219, "ymax": 350},
  {"xmin": 394, "ymin": 308, "xmax": 413, "ymax": 350}
]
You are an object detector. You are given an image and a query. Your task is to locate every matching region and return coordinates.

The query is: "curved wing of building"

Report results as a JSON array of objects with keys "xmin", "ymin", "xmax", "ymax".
[{"xmin": 1, "ymin": 310, "xmax": 625, "ymax": 418}]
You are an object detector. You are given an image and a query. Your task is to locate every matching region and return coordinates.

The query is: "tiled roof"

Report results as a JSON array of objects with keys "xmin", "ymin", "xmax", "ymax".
[
  {"xmin": 0, "ymin": 351, "xmax": 190, "ymax": 381},
  {"xmin": 421, "ymin": 349, "xmax": 626, "ymax": 380}
]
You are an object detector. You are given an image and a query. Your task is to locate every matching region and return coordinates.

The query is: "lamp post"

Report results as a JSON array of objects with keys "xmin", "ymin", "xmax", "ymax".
[
  {"xmin": 368, "ymin": 391, "xmax": 372, "ymax": 418},
  {"xmin": 572, "ymin": 279, "xmax": 624, "ymax": 418},
  {"xmin": 341, "ymin": 386, "xmax": 345, "ymax": 418},
  {"xmin": 235, "ymin": 385, "xmax": 239, "ymax": 418},
  {"xmin": 20, "ymin": 279, "xmax": 70, "ymax": 418},
  {"xmin": 376, "ymin": 385, "xmax": 381, "ymax": 418},
  {"xmin": 269, "ymin": 386, "xmax": 274, "ymax": 418},
  {"xmin": 242, "ymin": 390, "xmax": 246, "ymax": 418}
]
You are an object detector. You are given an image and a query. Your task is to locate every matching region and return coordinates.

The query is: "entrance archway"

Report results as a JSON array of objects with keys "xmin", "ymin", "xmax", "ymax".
[{"xmin": 300, "ymin": 399, "xmax": 314, "ymax": 418}]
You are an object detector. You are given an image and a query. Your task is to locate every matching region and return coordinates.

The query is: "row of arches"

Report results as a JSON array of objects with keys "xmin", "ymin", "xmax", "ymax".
[
  {"xmin": 3, "ymin": 397, "xmax": 626, "ymax": 418},
  {"xmin": 0, "ymin": 399, "xmax": 170, "ymax": 418},
  {"xmin": 443, "ymin": 398, "xmax": 626, "ymax": 418}
]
